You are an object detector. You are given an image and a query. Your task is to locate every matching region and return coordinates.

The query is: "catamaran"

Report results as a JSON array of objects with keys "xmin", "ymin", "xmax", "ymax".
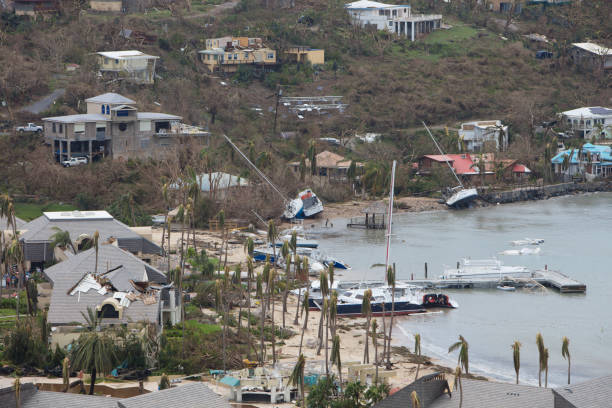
[{"xmin": 422, "ymin": 122, "xmax": 478, "ymax": 208}]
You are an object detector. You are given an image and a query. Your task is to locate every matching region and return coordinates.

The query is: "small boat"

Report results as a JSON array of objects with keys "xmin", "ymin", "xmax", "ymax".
[
  {"xmin": 421, "ymin": 293, "xmax": 459, "ymax": 309},
  {"xmin": 252, "ymin": 248, "xmax": 277, "ymax": 263},
  {"xmin": 497, "ymin": 285, "xmax": 516, "ymax": 292},
  {"xmin": 510, "ymin": 238, "xmax": 545, "ymax": 246},
  {"xmin": 272, "ymin": 236, "xmax": 319, "ymax": 249}
]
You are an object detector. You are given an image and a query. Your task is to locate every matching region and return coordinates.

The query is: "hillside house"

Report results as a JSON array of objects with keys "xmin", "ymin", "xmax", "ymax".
[
  {"xmin": 12, "ymin": 0, "xmax": 58, "ymax": 15},
  {"xmin": 551, "ymin": 143, "xmax": 612, "ymax": 180},
  {"xmin": 458, "ymin": 120, "xmax": 508, "ymax": 152},
  {"xmin": 345, "ymin": 0, "xmax": 442, "ymax": 42},
  {"xmin": 559, "ymin": 106, "xmax": 612, "ymax": 139},
  {"xmin": 90, "ymin": 0, "xmax": 122, "ymax": 11},
  {"xmin": 96, "ymin": 50, "xmax": 159, "ymax": 84},
  {"xmin": 570, "ymin": 42, "xmax": 612, "ymax": 71},
  {"xmin": 198, "ymin": 37, "xmax": 277, "ymax": 73},
  {"xmin": 284, "ymin": 46, "xmax": 325, "ymax": 65},
  {"xmin": 289, "ymin": 151, "xmax": 363, "ymax": 181},
  {"xmin": 43, "ymin": 93, "xmax": 208, "ymax": 162}
]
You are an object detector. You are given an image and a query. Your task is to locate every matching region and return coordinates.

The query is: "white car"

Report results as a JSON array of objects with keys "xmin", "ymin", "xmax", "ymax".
[{"xmin": 62, "ymin": 157, "xmax": 88, "ymax": 167}]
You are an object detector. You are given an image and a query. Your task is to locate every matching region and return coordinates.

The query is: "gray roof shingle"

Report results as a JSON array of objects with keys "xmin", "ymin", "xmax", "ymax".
[
  {"xmin": 85, "ymin": 93, "xmax": 136, "ymax": 105},
  {"xmin": 0, "ymin": 383, "xmax": 118, "ymax": 408},
  {"xmin": 0, "ymin": 215, "xmax": 25, "ymax": 231},
  {"xmin": 45, "ymin": 244, "xmax": 166, "ymax": 325},
  {"xmin": 117, "ymin": 383, "xmax": 232, "ymax": 408},
  {"xmin": 552, "ymin": 374, "xmax": 612, "ymax": 408},
  {"xmin": 428, "ymin": 379, "xmax": 553, "ymax": 408}
]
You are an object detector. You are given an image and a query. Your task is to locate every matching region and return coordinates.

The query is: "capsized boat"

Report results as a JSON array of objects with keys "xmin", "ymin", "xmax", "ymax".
[{"xmin": 283, "ymin": 189, "xmax": 324, "ymax": 219}]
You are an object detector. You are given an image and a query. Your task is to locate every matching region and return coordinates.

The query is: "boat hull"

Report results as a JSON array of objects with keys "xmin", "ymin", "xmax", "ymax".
[
  {"xmin": 446, "ymin": 188, "xmax": 478, "ymax": 208},
  {"xmin": 327, "ymin": 301, "xmax": 426, "ymax": 317}
]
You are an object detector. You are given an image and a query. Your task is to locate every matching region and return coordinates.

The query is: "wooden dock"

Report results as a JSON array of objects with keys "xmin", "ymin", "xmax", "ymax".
[{"xmin": 408, "ymin": 269, "xmax": 586, "ymax": 294}]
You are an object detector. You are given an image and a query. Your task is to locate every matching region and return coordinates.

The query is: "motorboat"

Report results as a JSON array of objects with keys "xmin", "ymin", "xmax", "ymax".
[
  {"xmin": 309, "ymin": 250, "xmax": 350, "ymax": 270},
  {"xmin": 510, "ymin": 238, "xmax": 545, "ymax": 246},
  {"xmin": 499, "ymin": 247, "xmax": 541, "ymax": 256},
  {"xmin": 325, "ymin": 286, "xmax": 426, "ymax": 317},
  {"xmin": 441, "ymin": 258, "xmax": 533, "ymax": 280},
  {"xmin": 497, "ymin": 285, "xmax": 516, "ymax": 292},
  {"xmin": 283, "ymin": 189, "xmax": 324, "ymax": 219},
  {"xmin": 421, "ymin": 293, "xmax": 459, "ymax": 309}
]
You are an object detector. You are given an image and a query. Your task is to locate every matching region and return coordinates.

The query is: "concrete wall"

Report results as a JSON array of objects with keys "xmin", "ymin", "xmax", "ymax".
[{"xmin": 480, "ymin": 181, "xmax": 612, "ymax": 204}]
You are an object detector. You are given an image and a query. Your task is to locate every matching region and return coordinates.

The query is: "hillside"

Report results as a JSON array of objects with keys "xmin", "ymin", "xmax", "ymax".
[{"xmin": 0, "ymin": 0, "xmax": 610, "ymax": 217}]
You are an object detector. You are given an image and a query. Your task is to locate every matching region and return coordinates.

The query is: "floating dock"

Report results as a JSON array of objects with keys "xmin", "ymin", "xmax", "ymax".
[{"xmin": 409, "ymin": 269, "xmax": 586, "ymax": 294}]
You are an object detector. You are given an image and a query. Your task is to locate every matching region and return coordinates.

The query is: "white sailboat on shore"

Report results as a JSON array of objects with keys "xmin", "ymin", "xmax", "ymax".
[{"xmin": 422, "ymin": 122, "xmax": 478, "ymax": 208}]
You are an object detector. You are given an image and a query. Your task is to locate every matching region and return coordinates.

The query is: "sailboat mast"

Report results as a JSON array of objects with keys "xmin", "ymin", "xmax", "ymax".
[
  {"xmin": 384, "ymin": 160, "xmax": 396, "ymax": 279},
  {"xmin": 422, "ymin": 121, "xmax": 464, "ymax": 188}
]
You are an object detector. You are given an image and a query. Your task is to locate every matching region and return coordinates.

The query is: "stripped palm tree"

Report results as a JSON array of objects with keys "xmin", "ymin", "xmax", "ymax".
[
  {"xmin": 289, "ymin": 354, "xmax": 306, "ymax": 408},
  {"xmin": 410, "ymin": 390, "xmax": 421, "ymax": 408},
  {"xmin": 385, "ymin": 265, "xmax": 396, "ymax": 369},
  {"xmin": 246, "ymin": 255, "xmax": 255, "ymax": 357},
  {"xmin": 330, "ymin": 290, "xmax": 338, "ymax": 338},
  {"xmin": 92, "ymin": 231, "xmax": 100, "ymax": 275},
  {"xmin": 414, "ymin": 333, "xmax": 422, "ymax": 381},
  {"xmin": 256, "ymin": 271, "xmax": 265, "ymax": 364},
  {"xmin": 362, "ymin": 288, "xmax": 372, "ymax": 364},
  {"xmin": 281, "ymin": 240, "xmax": 290, "ymax": 328},
  {"xmin": 512, "ymin": 341, "xmax": 521, "ymax": 384},
  {"xmin": 62, "ymin": 357, "xmax": 70, "ymax": 392},
  {"xmin": 298, "ymin": 291, "xmax": 309, "ymax": 356},
  {"xmin": 372, "ymin": 319, "xmax": 379, "ymax": 383},
  {"xmin": 543, "ymin": 347, "xmax": 549, "ymax": 388},
  {"xmin": 448, "ymin": 335, "xmax": 469, "ymax": 374},
  {"xmin": 268, "ymin": 266, "xmax": 277, "ymax": 364},
  {"xmin": 293, "ymin": 255, "xmax": 303, "ymax": 325},
  {"xmin": 316, "ymin": 270, "xmax": 329, "ymax": 356},
  {"xmin": 323, "ymin": 297, "xmax": 329, "ymax": 375},
  {"xmin": 562, "ymin": 336, "xmax": 571, "ymax": 385},
  {"xmin": 536, "ymin": 333, "xmax": 545, "ymax": 387},
  {"xmin": 331, "ymin": 335, "xmax": 343, "ymax": 390},
  {"xmin": 454, "ymin": 366, "xmax": 463, "ymax": 408},
  {"xmin": 14, "ymin": 377, "xmax": 21, "ymax": 408}
]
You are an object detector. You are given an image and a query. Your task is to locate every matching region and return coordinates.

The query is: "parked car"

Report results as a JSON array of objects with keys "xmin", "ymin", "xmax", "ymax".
[
  {"xmin": 15, "ymin": 123, "xmax": 42, "ymax": 133},
  {"xmin": 62, "ymin": 157, "xmax": 88, "ymax": 167},
  {"xmin": 535, "ymin": 50, "xmax": 553, "ymax": 59}
]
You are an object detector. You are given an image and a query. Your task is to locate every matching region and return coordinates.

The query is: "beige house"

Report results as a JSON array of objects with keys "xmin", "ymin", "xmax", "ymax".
[
  {"xmin": 90, "ymin": 0, "xmax": 122, "ymax": 11},
  {"xmin": 96, "ymin": 50, "xmax": 159, "ymax": 84},
  {"xmin": 198, "ymin": 37, "xmax": 276, "ymax": 73},
  {"xmin": 43, "ymin": 93, "xmax": 208, "ymax": 162},
  {"xmin": 284, "ymin": 46, "xmax": 325, "ymax": 65},
  {"xmin": 289, "ymin": 150, "xmax": 363, "ymax": 181}
]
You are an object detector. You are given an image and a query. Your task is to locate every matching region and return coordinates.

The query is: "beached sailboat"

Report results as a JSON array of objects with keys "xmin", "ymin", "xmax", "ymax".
[{"xmin": 422, "ymin": 122, "xmax": 478, "ymax": 208}]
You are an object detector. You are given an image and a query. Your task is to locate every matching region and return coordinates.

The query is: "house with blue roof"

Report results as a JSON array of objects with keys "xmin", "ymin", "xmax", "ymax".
[{"xmin": 551, "ymin": 143, "xmax": 612, "ymax": 179}]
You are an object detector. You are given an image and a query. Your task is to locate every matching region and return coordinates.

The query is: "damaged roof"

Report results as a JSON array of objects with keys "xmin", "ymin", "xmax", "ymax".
[{"xmin": 44, "ymin": 244, "xmax": 167, "ymax": 325}]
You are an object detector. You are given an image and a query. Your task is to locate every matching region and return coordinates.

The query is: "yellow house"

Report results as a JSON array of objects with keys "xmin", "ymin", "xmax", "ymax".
[
  {"xmin": 284, "ymin": 46, "xmax": 325, "ymax": 65},
  {"xmin": 198, "ymin": 37, "xmax": 277, "ymax": 73},
  {"xmin": 96, "ymin": 50, "xmax": 159, "ymax": 84}
]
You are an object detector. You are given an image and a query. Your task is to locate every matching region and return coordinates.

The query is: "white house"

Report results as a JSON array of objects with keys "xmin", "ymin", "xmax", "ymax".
[
  {"xmin": 96, "ymin": 50, "xmax": 159, "ymax": 84},
  {"xmin": 345, "ymin": 0, "xmax": 442, "ymax": 41},
  {"xmin": 458, "ymin": 120, "xmax": 508, "ymax": 152},
  {"xmin": 559, "ymin": 106, "xmax": 612, "ymax": 140}
]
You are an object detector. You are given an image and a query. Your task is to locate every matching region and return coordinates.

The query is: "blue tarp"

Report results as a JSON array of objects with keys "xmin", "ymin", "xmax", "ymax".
[{"xmin": 220, "ymin": 376, "xmax": 240, "ymax": 387}]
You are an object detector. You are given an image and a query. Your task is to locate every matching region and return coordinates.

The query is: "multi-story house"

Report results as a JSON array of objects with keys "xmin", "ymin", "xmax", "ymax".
[
  {"xmin": 551, "ymin": 143, "xmax": 612, "ymax": 180},
  {"xmin": 570, "ymin": 43, "xmax": 612, "ymax": 71},
  {"xmin": 559, "ymin": 106, "xmax": 612, "ymax": 140},
  {"xmin": 458, "ymin": 120, "xmax": 509, "ymax": 152},
  {"xmin": 43, "ymin": 93, "xmax": 208, "ymax": 162},
  {"xmin": 345, "ymin": 0, "xmax": 442, "ymax": 41},
  {"xmin": 96, "ymin": 50, "xmax": 159, "ymax": 84},
  {"xmin": 198, "ymin": 37, "xmax": 277, "ymax": 73}
]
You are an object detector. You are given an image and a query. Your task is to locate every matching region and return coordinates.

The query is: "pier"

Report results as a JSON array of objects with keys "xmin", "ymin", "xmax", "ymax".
[
  {"xmin": 347, "ymin": 203, "xmax": 387, "ymax": 229},
  {"xmin": 409, "ymin": 269, "xmax": 586, "ymax": 293}
]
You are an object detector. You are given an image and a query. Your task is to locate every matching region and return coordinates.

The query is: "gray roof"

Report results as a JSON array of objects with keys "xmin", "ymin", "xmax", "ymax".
[
  {"xmin": 552, "ymin": 374, "xmax": 612, "ymax": 408},
  {"xmin": 0, "ymin": 382, "xmax": 229, "ymax": 408},
  {"xmin": 0, "ymin": 383, "xmax": 118, "ymax": 408},
  {"xmin": 0, "ymin": 215, "xmax": 25, "ymax": 230},
  {"xmin": 44, "ymin": 244, "xmax": 166, "ymax": 325},
  {"xmin": 42, "ymin": 113, "xmax": 109, "ymax": 123},
  {"xmin": 428, "ymin": 379, "xmax": 553, "ymax": 408},
  {"xmin": 19, "ymin": 211, "xmax": 161, "ymax": 255},
  {"xmin": 136, "ymin": 112, "xmax": 182, "ymax": 121},
  {"xmin": 85, "ymin": 93, "xmax": 136, "ymax": 105},
  {"xmin": 117, "ymin": 383, "xmax": 232, "ymax": 408}
]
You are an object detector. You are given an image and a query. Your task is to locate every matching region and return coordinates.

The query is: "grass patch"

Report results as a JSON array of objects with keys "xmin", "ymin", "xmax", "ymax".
[
  {"xmin": 0, "ymin": 309, "xmax": 17, "ymax": 317},
  {"xmin": 164, "ymin": 320, "xmax": 222, "ymax": 337},
  {"xmin": 14, "ymin": 202, "xmax": 77, "ymax": 221}
]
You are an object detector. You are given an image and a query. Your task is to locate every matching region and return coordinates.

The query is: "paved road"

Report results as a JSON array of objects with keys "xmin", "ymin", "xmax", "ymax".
[{"xmin": 21, "ymin": 88, "xmax": 65, "ymax": 114}]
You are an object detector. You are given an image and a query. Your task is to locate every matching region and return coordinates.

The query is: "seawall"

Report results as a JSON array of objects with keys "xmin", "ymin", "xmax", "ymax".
[{"xmin": 479, "ymin": 181, "xmax": 612, "ymax": 205}]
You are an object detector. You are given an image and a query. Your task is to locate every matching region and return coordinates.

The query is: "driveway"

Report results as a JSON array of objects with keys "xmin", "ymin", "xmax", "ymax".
[{"xmin": 21, "ymin": 88, "xmax": 65, "ymax": 114}]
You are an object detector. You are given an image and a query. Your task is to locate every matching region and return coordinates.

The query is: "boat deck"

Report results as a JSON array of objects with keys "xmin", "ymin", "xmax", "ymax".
[{"xmin": 409, "ymin": 269, "xmax": 586, "ymax": 294}]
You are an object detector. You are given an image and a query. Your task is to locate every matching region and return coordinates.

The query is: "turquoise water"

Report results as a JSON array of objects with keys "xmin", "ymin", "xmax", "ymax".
[{"xmin": 317, "ymin": 192, "xmax": 612, "ymax": 387}]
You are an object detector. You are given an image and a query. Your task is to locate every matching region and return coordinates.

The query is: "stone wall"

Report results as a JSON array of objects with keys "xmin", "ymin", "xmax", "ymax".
[{"xmin": 479, "ymin": 181, "xmax": 612, "ymax": 204}]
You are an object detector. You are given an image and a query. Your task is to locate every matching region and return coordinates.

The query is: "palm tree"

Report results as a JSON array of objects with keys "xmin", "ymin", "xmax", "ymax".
[
  {"xmin": 331, "ymin": 335, "xmax": 343, "ymax": 390},
  {"xmin": 372, "ymin": 319, "xmax": 379, "ymax": 383},
  {"xmin": 536, "ymin": 333, "xmax": 545, "ymax": 387},
  {"xmin": 14, "ymin": 377, "xmax": 21, "ymax": 408},
  {"xmin": 448, "ymin": 335, "xmax": 469, "ymax": 374},
  {"xmin": 71, "ymin": 319, "xmax": 118, "ymax": 394},
  {"xmin": 561, "ymin": 336, "xmax": 571, "ymax": 385},
  {"xmin": 92, "ymin": 231, "xmax": 100, "ymax": 275},
  {"xmin": 268, "ymin": 265, "xmax": 277, "ymax": 364},
  {"xmin": 410, "ymin": 390, "xmax": 421, "ymax": 408},
  {"xmin": 7, "ymin": 237, "xmax": 24, "ymax": 320},
  {"xmin": 329, "ymin": 290, "xmax": 338, "ymax": 338},
  {"xmin": 298, "ymin": 291, "xmax": 309, "ymax": 356},
  {"xmin": 289, "ymin": 354, "xmax": 306, "ymax": 408},
  {"xmin": 414, "ymin": 333, "xmax": 422, "ymax": 381},
  {"xmin": 62, "ymin": 357, "xmax": 70, "ymax": 392},
  {"xmin": 293, "ymin": 255, "xmax": 303, "ymax": 326},
  {"xmin": 362, "ymin": 288, "xmax": 372, "ymax": 364},
  {"xmin": 256, "ymin": 271, "xmax": 265, "ymax": 364},
  {"xmin": 454, "ymin": 366, "xmax": 463, "ymax": 408},
  {"xmin": 386, "ymin": 265, "xmax": 396, "ymax": 369},
  {"xmin": 50, "ymin": 227, "xmax": 77, "ymax": 254},
  {"xmin": 316, "ymin": 270, "xmax": 329, "ymax": 357},
  {"xmin": 512, "ymin": 341, "xmax": 521, "ymax": 384},
  {"xmin": 246, "ymin": 255, "xmax": 255, "ymax": 357},
  {"xmin": 543, "ymin": 347, "xmax": 549, "ymax": 388},
  {"xmin": 280, "ymin": 240, "xmax": 290, "ymax": 328},
  {"xmin": 308, "ymin": 140, "xmax": 317, "ymax": 176}
]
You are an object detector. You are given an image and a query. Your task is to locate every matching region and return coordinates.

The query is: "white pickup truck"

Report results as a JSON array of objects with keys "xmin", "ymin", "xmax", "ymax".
[
  {"xmin": 16, "ymin": 123, "xmax": 43, "ymax": 133},
  {"xmin": 62, "ymin": 157, "xmax": 88, "ymax": 167}
]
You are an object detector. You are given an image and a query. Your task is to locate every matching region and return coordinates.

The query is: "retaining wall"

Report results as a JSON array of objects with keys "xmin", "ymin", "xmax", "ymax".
[{"xmin": 479, "ymin": 181, "xmax": 612, "ymax": 204}]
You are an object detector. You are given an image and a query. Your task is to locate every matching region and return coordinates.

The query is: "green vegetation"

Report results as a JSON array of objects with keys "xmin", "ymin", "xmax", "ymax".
[{"xmin": 14, "ymin": 202, "xmax": 77, "ymax": 221}]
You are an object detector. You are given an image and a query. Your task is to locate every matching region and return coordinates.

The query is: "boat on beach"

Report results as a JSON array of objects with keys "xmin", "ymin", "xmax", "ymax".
[
  {"xmin": 283, "ymin": 189, "xmax": 324, "ymax": 219},
  {"xmin": 316, "ymin": 286, "xmax": 426, "ymax": 317}
]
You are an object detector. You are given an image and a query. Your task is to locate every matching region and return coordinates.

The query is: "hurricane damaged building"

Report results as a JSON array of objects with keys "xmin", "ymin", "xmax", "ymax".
[
  {"xmin": 198, "ymin": 37, "xmax": 277, "ymax": 73},
  {"xmin": 42, "ymin": 93, "xmax": 208, "ymax": 162},
  {"xmin": 95, "ymin": 51, "xmax": 159, "ymax": 84}
]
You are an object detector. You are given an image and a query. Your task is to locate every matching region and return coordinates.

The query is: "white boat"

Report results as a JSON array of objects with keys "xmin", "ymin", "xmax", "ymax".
[
  {"xmin": 423, "ymin": 122, "xmax": 479, "ymax": 208},
  {"xmin": 283, "ymin": 189, "xmax": 324, "ymax": 219},
  {"xmin": 499, "ymin": 247, "xmax": 541, "ymax": 256},
  {"xmin": 441, "ymin": 258, "xmax": 533, "ymax": 280},
  {"xmin": 510, "ymin": 238, "xmax": 545, "ymax": 246},
  {"xmin": 497, "ymin": 285, "xmax": 516, "ymax": 291}
]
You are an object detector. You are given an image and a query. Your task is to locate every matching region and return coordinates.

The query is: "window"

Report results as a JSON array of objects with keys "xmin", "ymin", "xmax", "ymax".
[
  {"xmin": 119, "ymin": 123, "xmax": 127, "ymax": 132},
  {"xmin": 227, "ymin": 54, "xmax": 232, "ymax": 60},
  {"xmin": 389, "ymin": 21, "xmax": 393, "ymax": 26},
  {"xmin": 74, "ymin": 123, "xmax": 85, "ymax": 132},
  {"xmin": 115, "ymin": 59, "xmax": 119, "ymax": 64},
  {"xmin": 98, "ymin": 304, "xmax": 119, "ymax": 318},
  {"xmin": 267, "ymin": 53, "xmax": 274, "ymax": 59},
  {"xmin": 244, "ymin": 52, "xmax": 249, "ymax": 58},
  {"xmin": 59, "ymin": 124, "xmax": 63, "ymax": 133},
  {"xmin": 379, "ymin": 10, "xmax": 384, "ymax": 15},
  {"xmin": 52, "ymin": 123, "xmax": 56, "ymax": 132},
  {"xmin": 104, "ymin": 58, "xmax": 110, "ymax": 64},
  {"xmin": 101, "ymin": 105, "xmax": 104, "ymax": 114},
  {"xmin": 139, "ymin": 120, "xmax": 151, "ymax": 132},
  {"xmin": 234, "ymin": 53, "xmax": 238, "ymax": 60}
]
